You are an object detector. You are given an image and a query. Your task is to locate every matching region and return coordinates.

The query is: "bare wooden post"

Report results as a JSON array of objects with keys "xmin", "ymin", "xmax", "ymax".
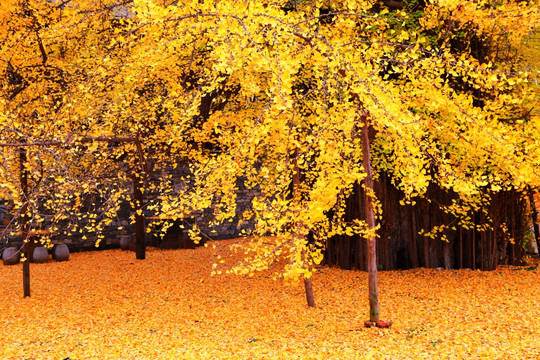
[
  {"xmin": 361, "ymin": 116, "xmax": 380, "ymax": 322},
  {"xmin": 20, "ymin": 146, "xmax": 31, "ymax": 297}
]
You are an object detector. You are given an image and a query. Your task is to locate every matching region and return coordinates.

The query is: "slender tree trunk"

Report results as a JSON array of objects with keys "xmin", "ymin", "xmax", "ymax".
[
  {"xmin": 480, "ymin": 233, "xmax": 485, "ymax": 270},
  {"xmin": 293, "ymin": 149, "xmax": 315, "ymax": 307},
  {"xmin": 361, "ymin": 116, "xmax": 379, "ymax": 322},
  {"xmin": 480, "ymin": 212, "xmax": 485, "ymax": 270},
  {"xmin": 472, "ymin": 229, "xmax": 476, "ymax": 270},
  {"xmin": 133, "ymin": 173, "xmax": 146, "ymax": 260},
  {"xmin": 134, "ymin": 137, "xmax": 148, "ymax": 260},
  {"xmin": 491, "ymin": 230, "xmax": 498, "ymax": 270},
  {"xmin": 409, "ymin": 207, "xmax": 419, "ymax": 268},
  {"xmin": 423, "ymin": 235, "xmax": 430, "ymax": 267},
  {"xmin": 422, "ymin": 203, "xmax": 430, "ymax": 268},
  {"xmin": 304, "ymin": 278, "xmax": 316, "ymax": 306},
  {"xmin": 459, "ymin": 228, "xmax": 463, "ymax": 269},
  {"xmin": 490, "ymin": 205, "xmax": 499, "ymax": 270},
  {"xmin": 22, "ymin": 251, "xmax": 30, "ymax": 297},
  {"xmin": 344, "ymin": 232, "xmax": 351, "ymax": 269},
  {"xmin": 303, "ymin": 251, "xmax": 316, "ymax": 307},
  {"xmin": 511, "ymin": 238, "xmax": 516, "ymax": 265},
  {"xmin": 20, "ymin": 146, "xmax": 31, "ymax": 297}
]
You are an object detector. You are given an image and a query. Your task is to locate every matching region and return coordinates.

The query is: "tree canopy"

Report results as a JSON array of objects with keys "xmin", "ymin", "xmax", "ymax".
[{"xmin": 1, "ymin": 0, "xmax": 539, "ymax": 283}]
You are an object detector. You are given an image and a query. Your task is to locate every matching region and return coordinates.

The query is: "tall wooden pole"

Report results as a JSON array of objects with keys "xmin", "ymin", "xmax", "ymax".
[
  {"xmin": 361, "ymin": 116, "xmax": 379, "ymax": 322},
  {"xmin": 20, "ymin": 146, "xmax": 31, "ymax": 297}
]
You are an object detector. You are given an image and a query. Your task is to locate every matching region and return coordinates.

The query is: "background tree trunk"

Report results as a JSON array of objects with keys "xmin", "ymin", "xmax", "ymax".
[{"xmin": 528, "ymin": 188, "xmax": 540, "ymax": 253}]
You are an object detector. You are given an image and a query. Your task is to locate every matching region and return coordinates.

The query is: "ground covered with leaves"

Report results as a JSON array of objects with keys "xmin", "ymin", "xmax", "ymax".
[{"xmin": 1, "ymin": 243, "xmax": 539, "ymax": 359}]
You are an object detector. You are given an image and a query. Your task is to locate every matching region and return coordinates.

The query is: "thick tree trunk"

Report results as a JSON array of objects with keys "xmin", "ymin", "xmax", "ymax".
[
  {"xmin": 444, "ymin": 241, "xmax": 451, "ymax": 269},
  {"xmin": 361, "ymin": 117, "xmax": 380, "ymax": 322}
]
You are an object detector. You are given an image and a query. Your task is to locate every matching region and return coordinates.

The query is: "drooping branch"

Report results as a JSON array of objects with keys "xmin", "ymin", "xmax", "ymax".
[{"xmin": 0, "ymin": 135, "xmax": 138, "ymax": 147}]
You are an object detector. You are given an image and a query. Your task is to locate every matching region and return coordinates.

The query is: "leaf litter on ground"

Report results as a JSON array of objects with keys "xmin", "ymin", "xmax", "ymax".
[{"xmin": 0, "ymin": 240, "xmax": 538, "ymax": 359}]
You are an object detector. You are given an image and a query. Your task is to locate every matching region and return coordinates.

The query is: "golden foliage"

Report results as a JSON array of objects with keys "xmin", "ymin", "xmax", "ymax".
[
  {"xmin": 1, "ymin": 0, "xmax": 539, "ymax": 286},
  {"xmin": 0, "ymin": 245, "xmax": 538, "ymax": 359}
]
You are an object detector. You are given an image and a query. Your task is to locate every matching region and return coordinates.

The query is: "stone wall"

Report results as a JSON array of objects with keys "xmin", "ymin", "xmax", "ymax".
[{"xmin": 0, "ymin": 173, "xmax": 259, "ymax": 253}]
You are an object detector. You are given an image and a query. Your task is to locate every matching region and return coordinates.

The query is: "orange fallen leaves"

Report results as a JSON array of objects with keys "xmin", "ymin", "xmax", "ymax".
[{"xmin": 0, "ymin": 243, "xmax": 538, "ymax": 359}]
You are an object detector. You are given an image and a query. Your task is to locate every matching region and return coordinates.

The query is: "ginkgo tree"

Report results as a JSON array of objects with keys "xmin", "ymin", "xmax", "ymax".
[
  {"xmin": 103, "ymin": 0, "xmax": 538, "ymax": 320},
  {"xmin": 1, "ymin": 0, "xmax": 539, "ymax": 325},
  {"xmin": 0, "ymin": 0, "xmax": 157, "ymax": 296}
]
